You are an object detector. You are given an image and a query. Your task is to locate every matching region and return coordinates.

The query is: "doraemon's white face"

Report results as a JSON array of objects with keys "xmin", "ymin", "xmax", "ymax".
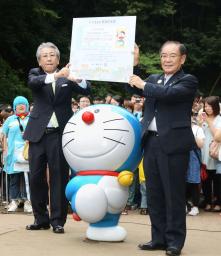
[{"xmin": 62, "ymin": 105, "xmax": 135, "ymax": 172}]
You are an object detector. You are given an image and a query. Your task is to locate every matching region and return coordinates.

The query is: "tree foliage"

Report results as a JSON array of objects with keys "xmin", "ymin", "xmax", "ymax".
[
  {"xmin": 0, "ymin": 0, "xmax": 220, "ymax": 104},
  {"xmin": 0, "ymin": 57, "xmax": 31, "ymax": 104}
]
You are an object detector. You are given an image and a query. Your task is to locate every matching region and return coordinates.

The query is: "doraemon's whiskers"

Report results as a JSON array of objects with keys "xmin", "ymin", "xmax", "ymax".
[
  {"xmin": 67, "ymin": 122, "xmax": 76, "ymax": 125},
  {"xmin": 63, "ymin": 139, "xmax": 75, "ymax": 148},
  {"xmin": 103, "ymin": 118, "xmax": 124, "ymax": 123},
  {"xmin": 103, "ymin": 136, "xmax": 125, "ymax": 145},
  {"xmin": 63, "ymin": 131, "xmax": 75, "ymax": 135},
  {"xmin": 104, "ymin": 129, "xmax": 129, "ymax": 132}
]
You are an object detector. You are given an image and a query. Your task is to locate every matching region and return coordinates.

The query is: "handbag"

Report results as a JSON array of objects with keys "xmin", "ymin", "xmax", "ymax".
[
  {"xmin": 209, "ymin": 140, "xmax": 221, "ymax": 160},
  {"xmin": 193, "ymin": 149, "xmax": 208, "ymax": 181},
  {"xmin": 200, "ymin": 163, "xmax": 208, "ymax": 181},
  {"xmin": 23, "ymin": 141, "xmax": 29, "ymax": 161}
]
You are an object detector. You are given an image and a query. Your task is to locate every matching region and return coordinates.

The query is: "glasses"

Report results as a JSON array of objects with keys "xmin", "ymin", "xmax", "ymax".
[
  {"xmin": 160, "ymin": 54, "xmax": 181, "ymax": 59},
  {"xmin": 80, "ymin": 100, "xmax": 90, "ymax": 103}
]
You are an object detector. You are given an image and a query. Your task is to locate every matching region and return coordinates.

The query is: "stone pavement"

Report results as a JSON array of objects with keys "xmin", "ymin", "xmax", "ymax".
[{"xmin": 0, "ymin": 208, "xmax": 221, "ymax": 256}]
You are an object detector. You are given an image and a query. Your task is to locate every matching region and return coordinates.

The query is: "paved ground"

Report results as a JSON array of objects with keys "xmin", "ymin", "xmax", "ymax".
[{"xmin": 0, "ymin": 207, "xmax": 221, "ymax": 256}]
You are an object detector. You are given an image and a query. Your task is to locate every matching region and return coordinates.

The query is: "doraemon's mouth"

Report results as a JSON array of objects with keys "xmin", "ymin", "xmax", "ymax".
[{"xmin": 67, "ymin": 136, "xmax": 124, "ymax": 159}]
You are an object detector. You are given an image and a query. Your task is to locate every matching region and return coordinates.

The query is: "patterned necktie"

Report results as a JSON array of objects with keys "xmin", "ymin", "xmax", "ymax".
[{"xmin": 164, "ymin": 76, "xmax": 167, "ymax": 85}]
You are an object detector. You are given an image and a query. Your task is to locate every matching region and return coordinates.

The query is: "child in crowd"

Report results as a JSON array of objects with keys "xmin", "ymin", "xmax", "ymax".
[
  {"xmin": 2, "ymin": 96, "xmax": 32, "ymax": 213},
  {"xmin": 139, "ymin": 158, "xmax": 148, "ymax": 215}
]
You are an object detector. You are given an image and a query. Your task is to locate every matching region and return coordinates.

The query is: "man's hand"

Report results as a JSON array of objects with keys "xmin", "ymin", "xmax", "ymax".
[
  {"xmin": 54, "ymin": 66, "xmax": 70, "ymax": 79},
  {"xmin": 133, "ymin": 43, "xmax": 139, "ymax": 66},
  {"xmin": 129, "ymin": 75, "xmax": 146, "ymax": 90},
  {"xmin": 63, "ymin": 63, "xmax": 82, "ymax": 83},
  {"xmin": 67, "ymin": 73, "xmax": 82, "ymax": 83}
]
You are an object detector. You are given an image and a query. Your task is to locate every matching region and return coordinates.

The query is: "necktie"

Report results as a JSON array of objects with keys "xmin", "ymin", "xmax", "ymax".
[
  {"xmin": 164, "ymin": 77, "xmax": 167, "ymax": 85},
  {"xmin": 50, "ymin": 81, "xmax": 59, "ymax": 127},
  {"xmin": 52, "ymin": 81, "xmax": 56, "ymax": 94}
]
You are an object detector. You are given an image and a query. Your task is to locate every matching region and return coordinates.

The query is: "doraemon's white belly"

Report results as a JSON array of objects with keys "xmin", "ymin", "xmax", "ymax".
[
  {"xmin": 75, "ymin": 176, "xmax": 128, "ymax": 223},
  {"xmin": 98, "ymin": 176, "xmax": 128, "ymax": 213}
]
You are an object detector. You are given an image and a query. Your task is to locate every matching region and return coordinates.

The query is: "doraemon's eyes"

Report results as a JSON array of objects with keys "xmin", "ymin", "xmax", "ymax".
[{"xmin": 94, "ymin": 109, "xmax": 100, "ymax": 113}]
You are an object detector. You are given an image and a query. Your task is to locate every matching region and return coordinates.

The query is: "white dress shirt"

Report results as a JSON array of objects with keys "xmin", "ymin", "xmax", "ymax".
[{"xmin": 45, "ymin": 72, "xmax": 87, "ymax": 128}]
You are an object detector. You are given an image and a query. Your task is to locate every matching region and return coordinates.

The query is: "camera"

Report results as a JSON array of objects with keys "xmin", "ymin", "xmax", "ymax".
[{"xmin": 4, "ymin": 107, "xmax": 12, "ymax": 113}]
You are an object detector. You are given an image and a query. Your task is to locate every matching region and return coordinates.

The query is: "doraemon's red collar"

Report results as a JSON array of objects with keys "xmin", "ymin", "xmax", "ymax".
[
  {"xmin": 16, "ymin": 112, "xmax": 29, "ymax": 119},
  {"xmin": 76, "ymin": 170, "xmax": 119, "ymax": 176}
]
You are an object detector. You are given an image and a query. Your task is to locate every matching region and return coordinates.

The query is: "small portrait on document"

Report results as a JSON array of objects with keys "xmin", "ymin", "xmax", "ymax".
[{"xmin": 115, "ymin": 27, "xmax": 126, "ymax": 48}]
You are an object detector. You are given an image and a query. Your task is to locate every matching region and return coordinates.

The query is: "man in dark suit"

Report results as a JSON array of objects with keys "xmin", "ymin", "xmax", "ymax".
[
  {"xmin": 24, "ymin": 42, "xmax": 91, "ymax": 234},
  {"xmin": 128, "ymin": 41, "xmax": 198, "ymax": 256}
]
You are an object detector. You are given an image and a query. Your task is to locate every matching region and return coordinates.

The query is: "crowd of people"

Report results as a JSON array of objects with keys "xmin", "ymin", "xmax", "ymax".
[
  {"xmin": 1, "ymin": 92, "xmax": 221, "ymax": 215},
  {"xmin": 0, "ymin": 40, "xmax": 220, "ymax": 256}
]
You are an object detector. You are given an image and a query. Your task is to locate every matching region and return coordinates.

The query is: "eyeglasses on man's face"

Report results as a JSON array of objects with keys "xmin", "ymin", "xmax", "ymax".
[{"xmin": 160, "ymin": 54, "xmax": 181, "ymax": 59}]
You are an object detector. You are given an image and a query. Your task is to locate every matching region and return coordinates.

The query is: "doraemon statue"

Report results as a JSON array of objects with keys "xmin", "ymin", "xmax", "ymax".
[{"xmin": 62, "ymin": 104, "xmax": 142, "ymax": 241}]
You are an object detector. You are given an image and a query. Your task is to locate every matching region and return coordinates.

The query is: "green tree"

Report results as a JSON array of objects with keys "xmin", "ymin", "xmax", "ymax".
[
  {"xmin": 0, "ymin": 57, "xmax": 31, "ymax": 104},
  {"xmin": 0, "ymin": 0, "xmax": 220, "ymax": 101}
]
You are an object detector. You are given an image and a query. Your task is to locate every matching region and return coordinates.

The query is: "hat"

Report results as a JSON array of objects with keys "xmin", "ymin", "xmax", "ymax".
[{"xmin": 13, "ymin": 96, "xmax": 29, "ymax": 112}]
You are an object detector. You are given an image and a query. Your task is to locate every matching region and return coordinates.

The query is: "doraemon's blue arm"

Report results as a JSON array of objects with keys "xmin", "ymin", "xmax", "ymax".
[{"xmin": 65, "ymin": 175, "xmax": 102, "ymax": 212}]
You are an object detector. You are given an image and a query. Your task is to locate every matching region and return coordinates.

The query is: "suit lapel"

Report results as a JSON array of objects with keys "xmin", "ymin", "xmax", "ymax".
[
  {"xmin": 156, "ymin": 74, "xmax": 164, "ymax": 86},
  {"xmin": 54, "ymin": 78, "xmax": 64, "ymax": 100},
  {"xmin": 39, "ymin": 68, "xmax": 54, "ymax": 101},
  {"xmin": 165, "ymin": 69, "xmax": 185, "ymax": 87}
]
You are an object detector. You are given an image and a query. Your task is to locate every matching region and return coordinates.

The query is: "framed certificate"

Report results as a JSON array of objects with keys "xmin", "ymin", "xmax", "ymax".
[{"xmin": 69, "ymin": 16, "xmax": 136, "ymax": 83}]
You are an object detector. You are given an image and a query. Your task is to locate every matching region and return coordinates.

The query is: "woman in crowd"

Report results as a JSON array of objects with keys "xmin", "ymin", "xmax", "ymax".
[
  {"xmin": 110, "ymin": 95, "xmax": 124, "ymax": 107},
  {"xmin": 200, "ymin": 96, "xmax": 221, "ymax": 212},
  {"xmin": 2, "ymin": 96, "xmax": 32, "ymax": 213}
]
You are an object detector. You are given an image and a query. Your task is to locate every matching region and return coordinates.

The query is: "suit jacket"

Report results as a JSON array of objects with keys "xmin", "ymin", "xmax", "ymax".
[
  {"xmin": 126, "ymin": 69, "xmax": 198, "ymax": 154},
  {"xmin": 23, "ymin": 67, "xmax": 91, "ymax": 143}
]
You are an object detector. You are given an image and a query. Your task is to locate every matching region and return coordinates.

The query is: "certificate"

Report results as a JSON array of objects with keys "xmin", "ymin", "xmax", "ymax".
[{"xmin": 69, "ymin": 16, "xmax": 136, "ymax": 83}]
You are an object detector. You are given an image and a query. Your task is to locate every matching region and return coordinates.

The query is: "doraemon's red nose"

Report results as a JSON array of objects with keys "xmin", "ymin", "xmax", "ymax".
[{"xmin": 82, "ymin": 111, "xmax": 94, "ymax": 124}]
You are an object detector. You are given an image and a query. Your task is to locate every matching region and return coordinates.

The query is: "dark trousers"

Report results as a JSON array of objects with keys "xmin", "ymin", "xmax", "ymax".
[
  {"xmin": 9, "ymin": 173, "xmax": 26, "ymax": 200},
  {"xmin": 29, "ymin": 131, "xmax": 69, "ymax": 227},
  {"xmin": 143, "ymin": 135, "xmax": 189, "ymax": 250},
  {"xmin": 186, "ymin": 183, "xmax": 200, "ymax": 207},
  {"xmin": 217, "ymin": 174, "xmax": 221, "ymax": 205},
  {"xmin": 202, "ymin": 170, "xmax": 220, "ymax": 205}
]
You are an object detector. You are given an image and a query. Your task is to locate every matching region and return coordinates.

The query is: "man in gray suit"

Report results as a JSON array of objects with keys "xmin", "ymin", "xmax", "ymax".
[
  {"xmin": 24, "ymin": 42, "xmax": 91, "ymax": 234},
  {"xmin": 127, "ymin": 41, "xmax": 198, "ymax": 256}
]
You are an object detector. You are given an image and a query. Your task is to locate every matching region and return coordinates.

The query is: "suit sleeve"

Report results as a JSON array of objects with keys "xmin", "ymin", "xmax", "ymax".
[
  {"xmin": 71, "ymin": 80, "xmax": 91, "ymax": 95},
  {"xmin": 143, "ymin": 74, "xmax": 198, "ymax": 102},
  {"xmin": 124, "ymin": 71, "xmax": 156, "ymax": 97},
  {"xmin": 28, "ymin": 68, "xmax": 48, "ymax": 90},
  {"xmin": 124, "ymin": 83, "xmax": 144, "ymax": 97}
]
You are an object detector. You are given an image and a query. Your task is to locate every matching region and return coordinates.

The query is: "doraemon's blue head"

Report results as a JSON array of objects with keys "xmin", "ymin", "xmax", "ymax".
[{"xmin": 62, "ymin": 104, "xmax": 142, "ymax": 172}]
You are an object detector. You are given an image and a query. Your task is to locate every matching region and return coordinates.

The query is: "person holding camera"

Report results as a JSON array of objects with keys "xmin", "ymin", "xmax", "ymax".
[{"xmin": 199, "ymin": 96, "xmax": 221, "ymax": 212}]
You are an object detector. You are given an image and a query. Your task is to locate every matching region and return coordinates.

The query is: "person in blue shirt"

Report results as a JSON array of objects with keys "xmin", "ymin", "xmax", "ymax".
[{"xmin": 2, "ymin": 96, "xmax": 32, "ymax": 213}]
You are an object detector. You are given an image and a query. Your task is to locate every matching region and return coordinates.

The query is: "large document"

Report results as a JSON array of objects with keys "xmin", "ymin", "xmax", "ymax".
[{"xmin": 69, "ymin": 16, "xmax": 136, "ymax": 83}]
